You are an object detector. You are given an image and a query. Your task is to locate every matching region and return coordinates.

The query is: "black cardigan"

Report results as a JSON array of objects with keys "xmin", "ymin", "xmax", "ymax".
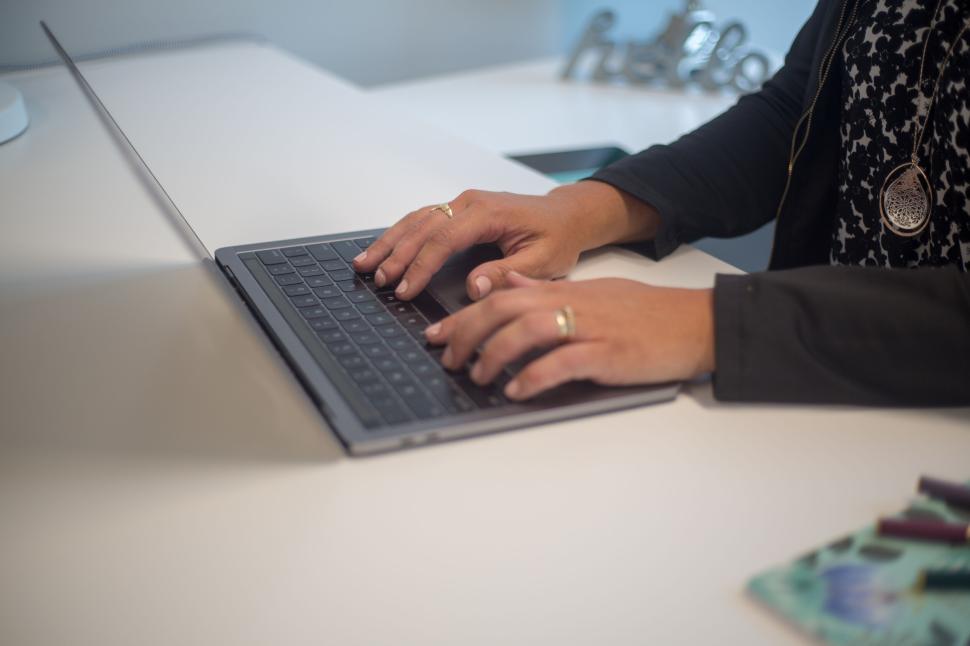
[{"xmin": 591, "ymin": 0, "xmax": 970, "ymax": 406}]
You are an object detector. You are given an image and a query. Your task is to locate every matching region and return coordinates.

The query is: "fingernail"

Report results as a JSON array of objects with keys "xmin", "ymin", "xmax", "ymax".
[
  {"xmin": 395, "ymin": 279, "xmax": 409, "ymax": 296},
  {"xmin": 375, "ymin": 268, "xmax": 386, "ymax": 287},
  {"xmin": 475, "ymin": 275, "xmax": 492, "ymax": 299},
  {"xmin": 470, "ymin": 362, "xmax": 483, "ymax": 383},
  {"xmin": 441, "ymin": 346, "xmax": 453, "ymax": 368},
  {"xmin": 425, "ymin": 322, "xmax": 441, "ymax": 337},
  {"xmin": 353, "ymin": 251, "xmax": 367, "ymax": 264},
  {"xmin": 505, "ymin": 380, "xmax": 521, "ymax": 398}
]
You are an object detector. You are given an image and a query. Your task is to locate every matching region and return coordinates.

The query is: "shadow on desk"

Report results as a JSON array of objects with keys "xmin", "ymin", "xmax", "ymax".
[{"xmin": 0, "ymin": 263, "xmax": 343, "ymax": 466}]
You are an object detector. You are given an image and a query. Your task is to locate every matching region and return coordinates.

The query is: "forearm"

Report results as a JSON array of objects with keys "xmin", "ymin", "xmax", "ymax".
[
  {"xmin": 547, "ymin": 181, "xmax": 661, "ymax": 252},
  {"xmin": 714, "ymin": 265, "xmax": 970, "ymax": 406}
]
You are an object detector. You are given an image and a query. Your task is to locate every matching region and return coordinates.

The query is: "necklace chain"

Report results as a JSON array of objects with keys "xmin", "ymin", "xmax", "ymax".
[{"xmin": 910, "ymin": 0, "xmax": 970, "ymax": 162}]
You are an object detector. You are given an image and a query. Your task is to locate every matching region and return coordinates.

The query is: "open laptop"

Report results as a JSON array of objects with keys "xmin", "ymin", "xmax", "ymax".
[{"xmin": 43, "ymin": 23, "xmax": 679, "ymax": 455}]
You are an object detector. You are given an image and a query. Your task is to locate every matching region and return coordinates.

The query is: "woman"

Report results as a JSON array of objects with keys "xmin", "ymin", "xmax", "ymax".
[{"xmin": 354, "ymin": 0, "xmax": 970, "ymax": 406}]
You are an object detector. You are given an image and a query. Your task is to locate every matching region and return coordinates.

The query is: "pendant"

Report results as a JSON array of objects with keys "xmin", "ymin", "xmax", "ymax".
[{"xmin": 879, "ymin": 161, "xmax": 933, "ymax": 238}]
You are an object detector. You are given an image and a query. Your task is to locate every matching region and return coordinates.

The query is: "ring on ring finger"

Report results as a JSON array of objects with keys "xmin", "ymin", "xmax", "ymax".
[{"xmin": 554, "ymin": 305, "xmax": 575, "ymax": 341}]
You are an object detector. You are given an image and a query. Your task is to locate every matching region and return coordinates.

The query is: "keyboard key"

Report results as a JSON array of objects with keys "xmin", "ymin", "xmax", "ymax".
[
  {"xmin": 373, "ymin": 397, "xmax": 411, "ymax": 425},
  {"xmin": 337, "ymin": 279, "xmax": 366, "ymax": 292},
  {"xmin": 355, "ymin": 301, "xmax": 382, "ymax": 314},
  {"xmin": 306, "ymin": 243, "xmax": 338, "ymax": 261},
  {"xmin": 281, "ymin": 246, "xmax": 308, "ymax": 257},
  {"xmin": 322, "ymin": 296, "xmax": 351, "ymax": 310},
  {"xmin": 399, "ymin": 313, "xmax": 428, "ymax": 329},
  {"xmin": 385, "ymin": 370, "xmax": 412, "ymax": 387},
  {"xmin": 361, "ymin": 381, "xmax": 388, "ymax": 397},
  {"xmin": 408, "ymin": 327, "xmax": 429, "ymax": 341},
  {"xmin": 409, "ymin": 360, "xmax": 440, "ymax": 378},
  {"xmin": 275, "ymin": 274, "xmax": 303, "ymax": 286},
  {"xmin": 355, "ymin": 237, "xmax": 377, "ymax": 249},
  {"xmin": 372, "ymin": 356, "xmax": 401, "ymax": 372},
  {"xmin": 388, "ymin": 337, "xmax": 415, "ymax": 352},
  {"xmin": 352, "ymin": 331, "xmax": 381, "ymax": 345},
  {"xmin": 424, "ymin": 375, "xmax": 476, "ymax": 413},
  {"xmin": 359, "ymin": 273, "xmax": 377, "ymax": 290},
  {"xmin": 332, "ymin": 240, "xmax": 361, "ymax": 261},
  {"xmin": 338, "ymin": 353, "xmax": 367, "ymax": 370},
  {"xmin": 333, "ymin": 309, "xmax": 360, "ymax": 322},
  {"xmin": 454, "ymin": 375, "xmax": 505, "ymax": 408},
  {"xmin": 298, "ymin": 266, "xmax": 325, "ymax": 277},
  {"xmin": 397, "ymin": 386, "xmax": 446, "ymax": 419},
  {"xmin": 348, "ymin": 291, "xmax": 375, "ymax": 304},
  {"xmin": 376, "ymin": 323, "xmax": 405, "ymax": 339},
  {"xmin": 313, "ymin": 285, "xmax": 341, "ymax": 299},
  {"xmin": 329, "ymin": 342, "xmax": 357, "ymax": 356},
  {"xmin": 400, "ymin": 347, "xmax": 425, "ymax": 364},
  {"xmin": 340, "ymin": 318, "xmax": 369, "ymax": 333},
  {"xmin": 300, "ymin": 306, "xmax": 328, "ymax": 319},
  {"xmin": 349, "ymin": 367, "xmax": 379, "ymax": 384},
  {"xmin": 306, "ymin": 276, "xmax": 333, "ymax": 288},
  {"xmin": 309, "ymin": 318, "xmax": 338, "ymax": 331},
  {"xmin": 290, "ymin": 294, "xmax": 318, "ymax": 308},
  {"xmin": 282, "ymin": 284, "xmax": 310, "ymax": 296},
  {"xmin": 363, "ymin": 344, "xmax": 389, "ymax": 358},
  {"xmin": 365, "ymin": 312, "xmax": 394, "ymax": 326},
  {"xmin": 321, "ymin": 260, "xmax": 345, "ymax": 272},
  {"xmin": 388, "ymin": 302, "xmax": 415, "ymax": 316},
  {"xmin": 257, "ymin": 249, "xmax": 286, "ymax": 264},
  {"xmin": 329, "ymin": 269, "xmax": 354, "ymax": 282},
  {"xmin": 267, "ymin": 263, "xmax": 296, "ymax": 276},
  {"xmin": 319, "ymin": 330, "xmax": 347, "ymax": 344},
  {"xmin": 290, "ymin": 256, "xmax": 317, "ymax": 267}
]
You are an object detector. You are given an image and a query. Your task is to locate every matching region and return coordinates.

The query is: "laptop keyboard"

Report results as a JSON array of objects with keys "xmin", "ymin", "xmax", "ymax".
[{"xmin": 253, "ymin": 237, "xmax": 507, "ymax": 429}]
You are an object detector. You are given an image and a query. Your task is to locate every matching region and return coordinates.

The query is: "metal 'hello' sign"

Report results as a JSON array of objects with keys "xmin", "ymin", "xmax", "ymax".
[{"xmin": 562, "ymin": 1, "xmax": 772, "ymax": 93}]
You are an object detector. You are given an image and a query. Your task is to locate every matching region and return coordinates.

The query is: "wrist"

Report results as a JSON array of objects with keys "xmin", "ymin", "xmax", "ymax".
[
  {"xmin": 548, "ymin": 181, "xmax": 660, "ymax": 252},
  {"xmin": 696, "ymin": 288, "xmax": 716, "ymax": 374}
]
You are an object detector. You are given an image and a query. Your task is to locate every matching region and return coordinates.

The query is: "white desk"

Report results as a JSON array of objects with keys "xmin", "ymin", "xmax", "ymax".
[
  {"xmin": 370, "ymin": 57, "xmax": 739, "ymax": 156},
  {"xmin": 1, "ymin": 43, "xmax": 968, "ymax": 646}
]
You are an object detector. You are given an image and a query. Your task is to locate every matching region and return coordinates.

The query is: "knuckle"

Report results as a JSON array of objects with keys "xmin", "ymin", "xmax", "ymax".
[
  {"xmin": 459, "ymin": 188, "xmax": 484, "ymax": 205},
  {"xmin": 380, "ymin": 255, "xmax": 404, "ymax": 275},
  {"xmin": 426, "ymin": 227, "xmax": 454, "ymax": 251},
  {"xmin": 407, "ymin": 254, "xmax": 429, "ymax": 276}
]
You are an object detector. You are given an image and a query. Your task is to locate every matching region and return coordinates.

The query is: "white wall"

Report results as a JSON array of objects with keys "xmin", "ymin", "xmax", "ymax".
[
  {"xmin": 0, "ymin": 0, "xmax": 566, "ymax": 86},
  {"xmin": 1, "ymin": 1, "xmax": 818, "ymax": 86}
]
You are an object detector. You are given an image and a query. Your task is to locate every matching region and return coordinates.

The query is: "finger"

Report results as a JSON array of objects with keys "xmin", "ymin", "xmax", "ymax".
[
  {"xmin": 470, "ymin": 309, "xmax": 565, "ymax": 385},
  {"xmin": 396, "ymin": 207, "xmax": 502, "ymax": 299},
  {"xmin": 375, "ymin": 204, "xmax": 472, "ymax": 289},
  {"xmin": 504, "ymin": 342, "xmax": 605, "ymax": 400},
  {"xmin": 438, "ymin": 288, "xmax": 542, "ymax": 370},
  {"xmin": 504, "ymin": 271, "xmax": 548, "ymax": 289},
  {"xmin": 465, "ymin": 250, "xmax": 559, "ymax": 301},
  {"xmin": 354, "ymin": 208, "xmax": 433, "ymax": 273}
]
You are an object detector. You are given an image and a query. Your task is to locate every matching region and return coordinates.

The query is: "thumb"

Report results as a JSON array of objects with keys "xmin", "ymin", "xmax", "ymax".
[{"xmin": 466, "ymin": 248, "xmax": 550, "ymax": 301}]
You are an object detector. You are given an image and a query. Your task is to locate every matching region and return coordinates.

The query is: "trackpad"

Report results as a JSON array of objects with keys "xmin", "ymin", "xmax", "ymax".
[{"xmin": 426, "ymin": 244, "xmax": 503, "ymax": 314}]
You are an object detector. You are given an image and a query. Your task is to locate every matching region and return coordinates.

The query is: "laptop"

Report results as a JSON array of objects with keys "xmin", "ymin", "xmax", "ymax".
[{"xmin": 43, "ymin": 23, "xmax": 679, "ymax": 455}]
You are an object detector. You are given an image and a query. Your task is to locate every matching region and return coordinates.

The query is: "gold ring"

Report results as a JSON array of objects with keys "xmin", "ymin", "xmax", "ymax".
[
  {"xmin": 554, "ymin": 305, "xmax": 576, "ymax": 341},
  {"xmin": 431, "ymin": 203, "xmax": 454, "ymax": 219}
]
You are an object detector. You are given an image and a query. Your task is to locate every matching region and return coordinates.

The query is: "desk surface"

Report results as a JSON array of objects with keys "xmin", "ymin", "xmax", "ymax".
[
  {"xmin": 1, "ymin": 43, "xmax": 968, "ymax": 646},
  {"xmin": 371, "ymin": 57, "xmax": 739, "ymax": 155}
]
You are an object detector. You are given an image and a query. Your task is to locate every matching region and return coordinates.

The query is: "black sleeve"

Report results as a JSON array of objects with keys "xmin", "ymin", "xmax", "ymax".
[
  {"xmin": 713, "ymin": 265, "xmax": 970, "ymax": 406},
  {"xmin": 588, "ymin": 0, "xmax": 827, "ymax": 259}
]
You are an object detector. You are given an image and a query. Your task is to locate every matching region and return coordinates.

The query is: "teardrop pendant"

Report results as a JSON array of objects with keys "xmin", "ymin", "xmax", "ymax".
[{"xmin": 879, "ymin": 162, "xmax": 933, "ymax": 237}]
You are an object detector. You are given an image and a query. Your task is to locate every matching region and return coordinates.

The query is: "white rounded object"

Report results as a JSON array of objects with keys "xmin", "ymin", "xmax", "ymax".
[{"xmin": 0, "ymin": 82, "xmax": 29, "ymax": 144}]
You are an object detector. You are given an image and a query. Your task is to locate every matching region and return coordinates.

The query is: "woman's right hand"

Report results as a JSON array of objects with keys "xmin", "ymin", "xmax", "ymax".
[{"xmin": 352, "ymin": 181, "xmax": 660, "ymax": 302}]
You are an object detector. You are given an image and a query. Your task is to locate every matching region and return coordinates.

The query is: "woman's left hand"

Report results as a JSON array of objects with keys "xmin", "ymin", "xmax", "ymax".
[{"xmin": 424, "ymin": 273, "xmax": 716, "ymax": 400}]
